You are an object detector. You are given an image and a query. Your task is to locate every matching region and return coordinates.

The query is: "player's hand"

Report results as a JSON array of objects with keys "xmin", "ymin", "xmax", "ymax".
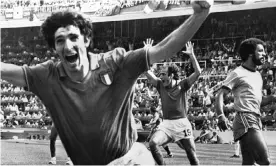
[
  {"xmin": 143, "ymin": 38, "xmax": 154, "ymax": 49},
  {"xmin": 182, "ymin": 41, "xmax": 194, "ymax": 56},
  {"xmin": 191, "ymin": 0, "xmax": 213, "ymax": 14},
  {"xmin": 217, "ymin": 114, "xmax": 229, "ymax": 131}
]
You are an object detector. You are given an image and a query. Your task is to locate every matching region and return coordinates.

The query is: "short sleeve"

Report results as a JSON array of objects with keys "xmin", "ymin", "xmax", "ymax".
[
  {"xmin": 112, "ymin": 47, "xmax": 150, "ymax": 79},
  {"xmin": 22, "ymin": 60, "xmax": 53, "ymax": 96},
  {"xmin": 180, "ymin": 79, "xmax": 190, "ymax": 91},
  {"xmin": 222, "ymin": 71, "xmax": 238, "ymax": 91}
]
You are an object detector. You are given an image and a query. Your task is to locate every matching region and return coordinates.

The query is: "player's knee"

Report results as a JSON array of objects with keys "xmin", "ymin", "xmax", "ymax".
[{"xmin": 148, "ymin": 139, "xmax": 158, "ymax": 148}]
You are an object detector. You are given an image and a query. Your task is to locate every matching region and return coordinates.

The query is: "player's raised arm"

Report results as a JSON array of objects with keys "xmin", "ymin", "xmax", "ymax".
[
  {"xmin": 144, "ymin": 70, "xmax": 158, "ymax": 87},
  {"xmin": 143, "ymin": 38, "xmax": 158, "ymax": 87},
  {"xmin": 182, "ymin": 41, "xmax": 201, "ymax": 86},
  {"xmin": 1, "ymin": 62, "xmax": 26, "ymax": 87},
  {"xmin": 148, "ymin": 0, "xmax": 213, "ymax": 64}
]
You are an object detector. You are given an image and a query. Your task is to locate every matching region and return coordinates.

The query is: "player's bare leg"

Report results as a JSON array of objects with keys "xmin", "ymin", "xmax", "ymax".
[
  {"xmin": 149, "ymin": 130, "xmax": 172, "ymax": 165},
  {"xmin": 176, "ymin": 138, "xmax": 199, "ymax": 165},
  {"xmin": 240, "ymin": 128, "xmax": 270, "ymax": 165}
]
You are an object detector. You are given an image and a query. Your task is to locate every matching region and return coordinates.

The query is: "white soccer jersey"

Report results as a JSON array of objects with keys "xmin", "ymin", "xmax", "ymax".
[{"xmin": 222, "ymin": 66, "xmax": 263, "ymax": 115}]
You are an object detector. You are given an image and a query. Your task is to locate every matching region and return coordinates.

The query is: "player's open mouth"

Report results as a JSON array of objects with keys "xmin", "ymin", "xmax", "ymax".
[{"xmin": 65, "ymin": 53, "xmax": 79, "ymax": 63}]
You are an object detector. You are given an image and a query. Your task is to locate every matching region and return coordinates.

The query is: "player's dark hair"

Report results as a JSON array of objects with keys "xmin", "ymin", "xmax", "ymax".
[
  {"xmin": 41, "ymin": 10, "xmax": 93, "ymax": 50},
  {"xmin": 238, "ymin": 38, "xmax": 265, "ymax": 62},
  {"xmin": 167, "ymin": 63, "xmax": 180, "ymax": 80}
]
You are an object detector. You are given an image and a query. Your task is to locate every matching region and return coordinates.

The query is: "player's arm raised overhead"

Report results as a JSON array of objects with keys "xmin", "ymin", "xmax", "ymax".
[
  {"xmin": 183, "ymin": 41, "xmax": 201, "ymax": 86},
  {"xmin": 143, "ymin": 38, "xmax": 158, "ymax": 87},
  {"xmin": 144, "ymin": 70, "xmax": 158, "ymax": 87},
  {"xmin": 148, "ymin": 0, "xmax": 212, "ymax": 64},
  {"xmin": 1, "ymin": 62, "xmax": 26, "ymax": 87}
]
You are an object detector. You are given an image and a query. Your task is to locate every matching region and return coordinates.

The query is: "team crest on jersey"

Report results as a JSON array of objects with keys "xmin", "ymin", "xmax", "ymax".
[
  {"xmin": 168, "ymin": 85, "xmax": 181, "ymax": 100},
  {"xmin": 100, "ymin": 70, "xmax": 113, "ymax": 85}
]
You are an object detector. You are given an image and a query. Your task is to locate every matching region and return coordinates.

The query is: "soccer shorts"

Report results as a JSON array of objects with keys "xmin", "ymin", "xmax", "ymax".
[
  {"xmin": 158, "ymin": 118, "xmax": 193, "ymax": 142},
  {"xmin": 107, "ymin": 142, "xmax": 155, "ymax": 165},
  {"xmin": 233, "ymin": 112, "xmax": 262, "ymax": 142}
]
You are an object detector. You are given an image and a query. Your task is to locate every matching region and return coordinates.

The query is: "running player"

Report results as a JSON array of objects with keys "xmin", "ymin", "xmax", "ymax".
[
  {"xmin": 144, "ymin": 40, "xmax": 201, "ymax": 165},
  {"xmin": 1, "ymin": 1, "xmax": 212, "ymax": 164},
  {"xmin": 215, "ymin": 38, "xmax": 276, "ymax": 165}
]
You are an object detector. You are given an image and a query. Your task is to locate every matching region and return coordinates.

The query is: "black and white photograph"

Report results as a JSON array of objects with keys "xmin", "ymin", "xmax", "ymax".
[{"xmin": 1, "ymin": 0, "xmax": 276, "ymax": 165}]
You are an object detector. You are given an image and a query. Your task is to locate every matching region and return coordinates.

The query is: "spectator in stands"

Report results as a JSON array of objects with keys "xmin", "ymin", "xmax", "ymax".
[
  {"xmin": 203, "ymin": 91, "xmax": 212, "ymax": 109},
  {"xmin": 33, "ymin": 104, "xmax": 39, "ymax": 111},
  {"xmin": 207, "ymin": 131, "xmax": 224, "ymax": 144},
  {"xmin": 11, "ymin": 103, "xmax": 19, "ymax": 112},
  {"xmin": 6, "ymin": 103, "xmax": 12, "ymax": 111},
  {"xmin": 25, "ymin": 112, "xmax": 31, "ymax": 119},
  {"xmin": 0, "ymin": 1, "xmax": 212, "ymax": 164},
  {"xmin": 132, "ymin": 101, "xmax": 139, "ymax": 109},
  {"xmin": 21, "ymin": 94, "xmax": 28, "ymax": 103},
  {"xmin": 198, "ymin": 109, "xmax": 205, "ymax": 117},
  {"xmin": 134, "ymin": 111, "xmax": 141, "ymax": 119},
  {"xmin": 1, "ymin": 95, "xmax": 7, "ymax": 102},
  {"xmin": 0, "ymin": 109, "xmax": 4, "ymax": 128},
  {"xmin": 194, "ymin": 120, "xmax": 213, "ymax": 143},
  {"xmin": 25, "ymin": 104, "xmax": 31, "ymax": 111},
  {"xmin": 206, "ymin": 107, "xmax": 214, "ymax": 120}
]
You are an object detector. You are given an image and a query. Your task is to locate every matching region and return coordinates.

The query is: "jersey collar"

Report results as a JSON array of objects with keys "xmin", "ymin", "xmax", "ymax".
[
  {"xmin": 57, "ymin": 52, "xmax": 100, "ymax": 78},
  {"xmin": 242, "ymin": 64, "xmax": 256, "ymax": 72}
]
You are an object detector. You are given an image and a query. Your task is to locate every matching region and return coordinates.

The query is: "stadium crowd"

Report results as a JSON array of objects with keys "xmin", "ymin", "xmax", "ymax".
[{"xmin": 1, "ymin": 8, "xmax": 276, "ymax": 132}]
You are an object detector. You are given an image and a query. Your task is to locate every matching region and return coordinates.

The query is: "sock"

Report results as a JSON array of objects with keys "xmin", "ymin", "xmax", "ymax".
[
  {"xmin": 163, "ymin": 145, "xmax": 172, "ymax": 155},
  {"xmin": 234, "ymin": 142, "xmax": 240, "ymax": 156}
]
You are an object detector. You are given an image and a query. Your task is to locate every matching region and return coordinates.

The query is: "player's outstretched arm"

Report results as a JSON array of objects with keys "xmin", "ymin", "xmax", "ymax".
[
  {"xmin": 148, "ymin": 0, "xmax": 212, "ymax": 64},
  {"xmin": 1, "ymin": 62, "xmax": 26, "ymax": 87}
]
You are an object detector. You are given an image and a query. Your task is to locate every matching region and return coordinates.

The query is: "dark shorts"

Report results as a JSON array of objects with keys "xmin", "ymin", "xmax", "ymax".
[{"xmin": 233, "ymin": 112, "xmax": 262, "ymax": 142}]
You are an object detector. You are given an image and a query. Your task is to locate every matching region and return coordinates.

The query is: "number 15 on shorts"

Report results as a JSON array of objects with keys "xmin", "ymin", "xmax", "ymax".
[{"xmin": 183, "ymin": 128, "xmax": 192, "ymax": 137}]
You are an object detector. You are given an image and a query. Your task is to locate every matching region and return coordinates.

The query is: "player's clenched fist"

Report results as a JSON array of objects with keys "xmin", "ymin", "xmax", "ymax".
[{"xmin": 191, "ymin": 0, "xmax": 213, "ymax": 14}]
